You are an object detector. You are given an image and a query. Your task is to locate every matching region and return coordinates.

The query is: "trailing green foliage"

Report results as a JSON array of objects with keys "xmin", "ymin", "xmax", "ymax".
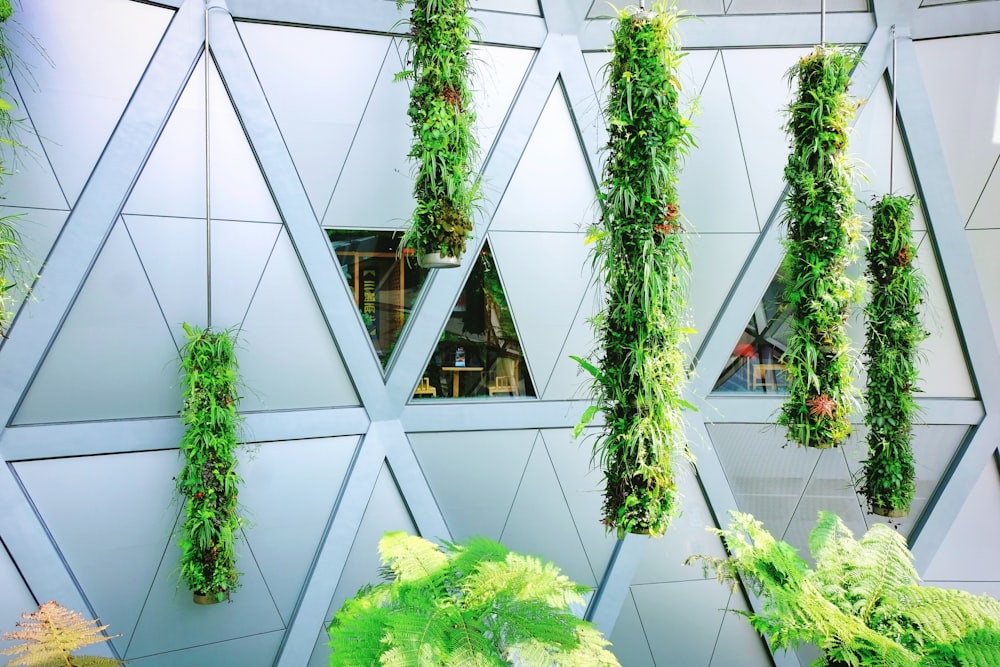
[
  {"xmin": 1, "ymin": 601, "xmax": 122, "ymax": 667},
  {"xmin": 778, "ymin": 46, "xmax": 862, "ymax": 449},
  {"xmin": 177, "ymin": 324, "xmax": 243, "ymax": 603},
  {"xmin": 688, "ymin": 511, "xmax": 1000, "ymax": 666},
  {"xmin": 396, "ymin": 0, "xmax": 479, "ymax": 261},
  {"xmin": 327, "ymin": 532, "xmax": 620, "ymax": 666},
  {"xmin": 578, "ymin": 1, "xmax": 695, "ymax": 538},
  {"xmin": 861, "ymin": 194, "xmax": 926, "ymax": 517}
]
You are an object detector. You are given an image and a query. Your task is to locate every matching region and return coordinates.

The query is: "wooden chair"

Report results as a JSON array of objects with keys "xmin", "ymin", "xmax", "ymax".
[
  {"xmin": 414, "ymin": 376, "xmax": 437, "ymax": 398},
  {"xmin": 749, "ymin": 363, "xmax": 786, "ymax": 391},
  {"xmin": 487, "ymin": 373, "xmax": 515, "ymax": 396}
]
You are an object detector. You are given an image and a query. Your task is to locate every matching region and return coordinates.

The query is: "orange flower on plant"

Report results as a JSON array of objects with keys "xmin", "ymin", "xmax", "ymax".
[
  {"xmin": 806, "ymin": 393, "xmax": 837, "ymax": 418},
  {"xmin": 663, "ymin": 202, "xmax": 680, "ymax": 222}
]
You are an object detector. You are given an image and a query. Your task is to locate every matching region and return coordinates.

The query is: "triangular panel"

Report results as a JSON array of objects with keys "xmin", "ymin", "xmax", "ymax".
[
  {"xmin": 471, "ymin": 45, "xmax": 535, "ymax": 166},
  {"xmin": 490, "ymin": 84, "xmax": 597, "ymax": 233},
  {"xmin": 631, "ymin": 579, "xmax": 731, "ymax": 666},
  {"xmin": 238, "ymin": 23, "xmax": 388, "ymax": 219},
  {"xmin": 711, "ymin": 592, "xmax": 774, "ymax": 666},
  {"xmin": 238, "ymin": 228, "xmax": 360, "ymax": 411},
  {"xmin": 474, "ymin": 0, "xmax": 540, "ymax": 13},
  {"xmin": 417, "ymin": 241, "xmax": 537, "ymax": 399},
  {"xmin": 539, "ymin": 429, "xmax": 618, "ymax": 582},
  {"xmin": 13, "ymin": 219, "xmax": 181, "ymax": 424},
  {"xmin": 0, "ymin": 540, "xmax": 48, "ymax": 656},
  {"xmin": 125, "ymin": 55, "xmax": 281, "ymax": 223},
  {"xmin": 1, "ymin": 208, "xmax": 68, "ymax": 324},
  {"xmin": 850, "ymin": 78, "xmax": 927, "ymax": 230},
  {"xmin": 208, "ymin": 219, "xmax": 282, "ymax": 332},
  {"xmin": 10, "ymin": 0, "xmax": 171, "ymax": 205},
  {"xmin": 687, "ymin": 232, "xmax": 757, "ymax": 357},
  {"xmin": 490, "ymin": 231, "xmax": 590, "ymax": 394},
  {"xmin": 306, "ymin": 461, "xmax": 417, "ymax": 667},
  {"xmin": 543, "ymin": 277, "xmax": 600, "ymax": 400},
  {"xmin": 678, "ymin": 53, "xmax": 758, "ymax": 233},
  {"xmin": 323, "ymin": 39, "xmax": 413, "ymax": 230},
  {"xmin": 124, "ymin": 215, "xmax": 208, "ymax": 347},
  {"xmin": 608, "ymin": 591, "xmax": 655, "ymax": 667},
  {"xmin": 967, "ymin": 229, "xmax": 1000, "ymax": 340},
  {"xmin": 240, "ymin": 436, "xmax": 360, "ymax": 622},
  {"xmin": 409, "ymin": 429, "xmax": 536, "ymax": 541},
  {"xmin": 500, "ymin": 433, "xmax": 596, "ymax": 587},
  {"xmin": 914, "ymin": 33, "xmax": 1000, "ymax": 224},
  {"xmin": 967, "ymin": 159, "xmax": 999, "ymax": 230},
  {"xmin": 13, "ymin": 451, "xmax": 181, "ymax": 655},
  {"xmin": 125, "ymin": 631, "xmax": 284, "ymax": 667},
  {"xmin": 924, "ymin": 453, "xmax": 1000, "ymax": 582},
  {"xmin": 724, "ymin": 47, "xmax": 811, "ymax": 225},
  {"xmin": 726, "ymin": 0, "xmax": 867, "ymax": 12}
]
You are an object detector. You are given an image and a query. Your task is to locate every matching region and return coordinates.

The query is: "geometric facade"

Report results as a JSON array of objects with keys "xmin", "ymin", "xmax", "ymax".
[{"xmin": 0, "ymin": 1, "xmax": 998, "ymax": 666}]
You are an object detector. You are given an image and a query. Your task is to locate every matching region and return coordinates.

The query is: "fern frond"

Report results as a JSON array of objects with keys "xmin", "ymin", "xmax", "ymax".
[
  {"xmin": 1, "ymin": 601, "xmax": 122, "ymax": 667},
  {"xmin": 462, "ymin": 552, "xmax": 587, "ymax": 608},
  {"xmin": 379, "ymin": 532, "xmax": 448, "ymax": 583},
  {"xmin": 924, "ymin": 627, "xmax": 1000, "ymax": 667}
]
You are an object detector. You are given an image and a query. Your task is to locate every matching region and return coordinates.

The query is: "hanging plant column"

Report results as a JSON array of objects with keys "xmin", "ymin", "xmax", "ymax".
[
  {"xmin": 861, "ymin": 194, "xmax": 925, "ymax": 517},
  {"xmin": 397, "ymin": 0, "xmax": 478, "ymax": 269},
  {"xmin": 778, "ymin": 46, "xmax": 861, "ymax": 449},
  {"xmin": 177, "ymin": 324, "xmax": 244, "ymax": 604},
  {"xmin": 579, "ymin": 2, "xmax": 695, "ymax": 538}
]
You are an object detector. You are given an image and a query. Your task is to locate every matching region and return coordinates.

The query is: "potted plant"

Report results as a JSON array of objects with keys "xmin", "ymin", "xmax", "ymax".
[
  {"xmin": 777, "ymin": 46, "xmax": 862, "ymax": 449},
  {"xmin": 574, "ymin": 1, "xmax": 696, "ymax": 538},
  {"xmin": 176, "ymin": 324, "xmax": 244, "ymax": 604},
  {"xmin": 2, "ymin": 601, "xmax": 122, "ymax": 666},
  {"xmin": 688, "ymin": 511, "xmax": 1000, "ymax": 666},
  {"xmin": 395, "ymin": 0, "xmax": 479, "ymax": 268},
  {"xmin": 327, "ymin": 532, "xmax": 620, "ymax": 665},
  {"xmin": 860, "ymin": 194, "xmax": 926, "ymax": 517}
]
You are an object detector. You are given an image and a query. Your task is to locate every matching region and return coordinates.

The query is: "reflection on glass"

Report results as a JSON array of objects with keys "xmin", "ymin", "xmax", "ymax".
[
  {"xmin": 327, "ymin": 229, "xmax": 429, "ymax": 368},
  {"xmin": 714, "ymin": 274, "xmax": 790, "ymax": 393},
  {"xmin": 418, "ymin": 243, "xmax": 535, "ymax": 400}
]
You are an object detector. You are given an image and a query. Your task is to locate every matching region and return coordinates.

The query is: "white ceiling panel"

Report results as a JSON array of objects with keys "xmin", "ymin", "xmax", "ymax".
[
  {"xmin": 208, "ymin": 219, "xmax": 281, "ymax": 332},
  {"xmin": 967, "ymin": 228, "xmax": 1000, "ymax": 340}
]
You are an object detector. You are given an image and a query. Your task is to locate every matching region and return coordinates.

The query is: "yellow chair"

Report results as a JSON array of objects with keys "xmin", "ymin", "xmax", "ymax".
[
  {"xmin": 414, "ymin": 377, "xmax": 437, "ymax": 398},
  {"xmin": 750, "ymin": 363, "xmax": 786, "ymax": 391}
]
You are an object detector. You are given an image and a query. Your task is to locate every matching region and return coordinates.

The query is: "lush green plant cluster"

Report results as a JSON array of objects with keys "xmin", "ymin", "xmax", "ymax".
[
  {"xmin": 396, "ymin": 0, "xmax": 479, "ymax": 261},
  {"xmin": 578, "ymin": 1, "xmax": 695, "ymax": 538},
  {"xmin": 328, "ymin": 532, "xmax": 620, "ymax": 666},
  {"xmin": 690, "ymin": 511, "xmax": 1000, "ymax": 667},
  {"xmin": 778, "ymin": 46, "xmax": 862, "ymax": 449},
  {"xmin": 860, "ymin": 194, "xmax": 926, "ymax": 517},
  {"xmin": 2, "ymin": 601, "xmax": 122, "ymax": 667},
  {"xmin": 177, "ymin": 324, "xmax": 243, "ymax": 603}
]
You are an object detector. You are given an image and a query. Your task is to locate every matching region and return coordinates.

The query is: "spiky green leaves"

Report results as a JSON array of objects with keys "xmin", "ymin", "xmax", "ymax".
[
  {"xmin": 778, "ymin": 46, "xmax": 862, "ymax": 449},
  {"xmin": 177, "ymin": 324, "xmax": 243, "ymax": 602},
  {"xmin": 583, "ymin": 2, "xmax": 694, "ymax": 538},
  {"xmin": 397, "ymin": 0, "xmax": 479, "ymax": 261},
  {"xmin": 327, "ymin": 533, "xmax": 620, "ymax": 666},
  {"xmin": 861, "ymin": 194, "xmax": 925, "ymax": 517}
]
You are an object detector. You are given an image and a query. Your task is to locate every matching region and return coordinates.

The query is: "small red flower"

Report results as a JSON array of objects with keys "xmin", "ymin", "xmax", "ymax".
[
  {"xmin": 806, "ymin": 394, "xmax": 837, "ymax": 418},
  {"xmin": 196, "ymin": 491, "xmax": 204, "ymax": 499},
  {"xmin": 663, "ymin": 202, "xmax": 680, "ymax": 222}
]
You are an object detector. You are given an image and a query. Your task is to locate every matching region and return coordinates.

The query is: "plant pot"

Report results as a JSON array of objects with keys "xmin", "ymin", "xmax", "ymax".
[
  {"xmin": 193, "ymin": 591, "xmax": 229, "ymax": 605},
  {"xmin": 418, "ymin": 252, "xmax": 461, "ymax": 269},
  {"xmin": 872, "ymin": 505, "xmax": 908, "ymax": 519}
]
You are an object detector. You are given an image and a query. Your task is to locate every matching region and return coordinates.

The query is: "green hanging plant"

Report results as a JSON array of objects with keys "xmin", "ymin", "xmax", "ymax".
[
  {"xmin": 860, "ymin": 194, "xmax": 926, "ymax": 517},
  {"xmin": 573, "ymin": 1, "xmax": 696, "ymax": 539},
  {"xmin": 395, "ymin": 0, "xmax": 480, "ymax": 268},
  {"xmin": 327, "ymin": 532, "xmax": 620, "ymax": 666},
  {"xmin": 688, "ymin": 511, "xmax": 1000, "ymax": 667},
  {"xmin": 176, "ymin": 323, "xmax": 244, "ymax": 604},
  {"xmin": 777, "ymin": 46, "xmax": 862, "ymax": 450}
]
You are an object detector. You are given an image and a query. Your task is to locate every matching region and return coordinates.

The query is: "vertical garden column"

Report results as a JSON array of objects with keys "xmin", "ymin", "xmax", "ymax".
[
  {"xmin": 861, "ymin": 195, "xmax": 925, "ymax": 517},
  {"xmin": 584, "ymin": 2, "xmax": 694, "ymax": 537},
  {"xmin": 778, "ymin": 47, "xmax": 861, "ymax": 449},
  {"xmin": 397, "ymin": 0, "xmax": 478, "ymax": 269},
  {"xmin": 177, "ymin": 324, "xmax": 244, "ymax": 604}
]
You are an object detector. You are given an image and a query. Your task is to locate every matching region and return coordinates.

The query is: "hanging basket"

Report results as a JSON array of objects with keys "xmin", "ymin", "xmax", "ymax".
[
  {"xmin": 193, "ymin": 590, "xmax": 229, "ymax": 605},
  {"xmin": 871, "ymin": 505, "xmax": 908, "ymax": 519},
  {"xmin": 418, "ymin": 252, "xmax": 461, "ymax": 269}
]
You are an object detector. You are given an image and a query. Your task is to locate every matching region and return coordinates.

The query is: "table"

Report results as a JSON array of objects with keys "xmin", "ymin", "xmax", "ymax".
[{"xmin": 441, "ymin": 366, "xmax": 484, "ymax": 397}]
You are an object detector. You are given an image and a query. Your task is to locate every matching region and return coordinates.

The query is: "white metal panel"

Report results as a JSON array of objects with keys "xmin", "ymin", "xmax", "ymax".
[
  {"xmin": 966, "ymin": 160, "xmax": 1000, "ymax": 229},
  {"xmin": 472, "ymin": 45, "xmax": 535, "ymax": 166},
  {"xmin": 968, "ymin": 229, "xmax": 1000, "ymax": 340},
  {"xmin": 13, "ymin": 220, "xmax": 181, "ymax": 424},
  {"xmin": 1, "ymin": 208, "xmax": 67, "ymax": 323},
  {"xmin": 608, "ymin": 592, "xmax": 656, "ymax": 667},
  {"xmin": 125, "ymin": 631, "xmax": 284, "ymax": 667},
  {"xmin": 678, "ymin": 53, "xmax": 758, "ymax": 233},
  {"xmin": 914, "ymin": 33, "xmax": 1000, "ymax": 224},
  {"xmin": 124, "ymin": 215, "xmax": 208, "ymax": 347},
  {"xmin": 543, "ymin": 278, "xmax": 601, "ymax": 400},
  {"xmin": 489, "ymin": 86, "xmax": 598, "ymax": 233},
  {"xmin": 631, "ymin": 579, "xmax": 732, "ymax": 666},
  {"xmin": 0, "ymin": 540, "xmax": 50, "ymax": 655},
  {"xmin": 13, "ymin": 450, "xmax": 180, "ymax": 655},
  {"xmin": 238, "ymin": 229, "xmax": 360, "ymax": 410},
  {"xmin": 125, "ymin": 56, "xmax": 281, "ymax": 223},
  {"xmin": 588, "ymin": 0, "xmax": 726, "ymax": 19},
  {"xmin": 686, "ymin": 232, "xmax": 757, "ymax": 356},
  {"xmin": 711, "ymin": 593, "xmax": 774, "ymax": 666},
  {"xmin": 240, "ymin": 437, "xmax": 359, "ymax": 621},
  {"xmin": 8, "ymin": 0, "xmax": 171, "ymax": 205},
  {"xmin": 726, "ymin": 0, "xmax": 868, "ymax": 12},
  {"xmin": 238, "ymin": 23, "xmax": 389, "ymax": 219},
  {"xmin": 208, "ymin": 219, "xmax": 281, "ymax": 332},
  {"xmin": 723, "ymin": 47, "xmax": 812, "ymax": 225},
  {"xmin": 473, "ymin": 0, "xmax": 540, "ymax": 14}
]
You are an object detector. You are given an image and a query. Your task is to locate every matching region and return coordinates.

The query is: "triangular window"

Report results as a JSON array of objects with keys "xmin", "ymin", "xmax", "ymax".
[
  {"xmin": 415, "ymin": 243, "xmax": 535, "ymax": 399},
  {"xmin": 327, "ymin": 229, "xmax": 429, "ymax": 369}
]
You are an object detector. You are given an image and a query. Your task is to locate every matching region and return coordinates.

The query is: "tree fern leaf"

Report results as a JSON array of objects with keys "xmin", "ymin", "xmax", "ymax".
[{"xmin": 379, "ymin": 532, "xmax": 448, "ymax": 583}]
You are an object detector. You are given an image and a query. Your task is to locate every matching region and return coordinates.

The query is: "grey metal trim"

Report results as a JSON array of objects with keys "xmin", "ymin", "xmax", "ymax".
[
  {"xmin": 890, "ymin": 35, "xmax": 1000, "ymax": 569},
  {"xmin": 702, "ymin": 397, "xmax": 985, "ymax": 425},
  {"xmin": 401, "ymin": 399, "xmax": 597, "ymax": 432},
  {"xmin": 0, "ymin": 408, "xmax": 372, "ymax": 461},
  {"xmin": 911, "ymin": 2, "xmax": 1000, "ymax": 39},
  {"xmin": 207, "ymin": 7, "xmax": 392, "ymax": 418},
  {"xmin": 579, "ymin": 12, "xmax": 876, "ymax": 50},
  {"xmin": 584, "ymin": 534, "xmax": 645, "ymax": 636}
]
